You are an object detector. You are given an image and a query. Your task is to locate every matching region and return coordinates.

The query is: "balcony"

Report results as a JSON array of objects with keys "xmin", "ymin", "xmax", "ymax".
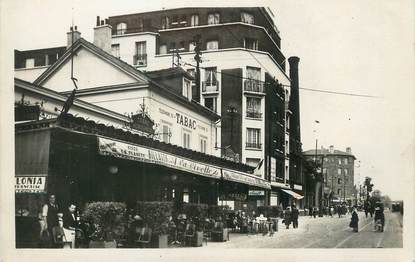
[
  {"xmin": 246, "ymin": 142, "xmax": 262, "ymax": 149},
  {"xmin": 244, "ymin": 80, "xmax": 265, "ymax": 94},
  {"xmin": 133, "ymin": 54, "xmax": 147, "ymax": 67},
  {"xmin": 246, "ymin": 111, "xmax": 262, "ymax": 119},
  {"xmin": 202, "ymin": 81, "xmax": 220, "ymax": 94}
]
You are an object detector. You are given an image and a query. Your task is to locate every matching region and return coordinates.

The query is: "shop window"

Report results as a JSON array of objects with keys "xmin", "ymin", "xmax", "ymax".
[
  {"xmin": 241, "ymin": 12, "xmax": 254, "ymax": 24},
  {"xmin": 200, "ymin": 136, "xmax": 207, "ymax": 153},
  {"xmin": 190, "ymin": 14, "xmax": 199, "ymax": 26},
  {"xmin": 116, "ymin": 22, "xmax": 127, "ymax": 35},
  {"xmin": 159, "ymin": 44, "xmax": 167, "ymax": 54},
  {"xmin": 183, "ymin": 188, "xmax": 189, "ymax": 203},
  {"xmin": 206, "ymin": 40, "xmax": 219, "ymax": 50},
  {"xmin": 183, "ymin": 130, "xmax": 191, "ymax": 149},
  {"xmin": 111, "ymin": 44, "xmax": 120, "ymax": 58},
  {"xmin": 207, "ymin": 13, "xmax": 220, "ymax": 24},
  {"xmin": 204, "ymin": 96, "xmax": 217, "ymax": 112}
]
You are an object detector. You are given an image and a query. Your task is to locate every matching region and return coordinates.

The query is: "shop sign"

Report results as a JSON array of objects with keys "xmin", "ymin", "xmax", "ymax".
[
  {"xmin": 15, "ymin": 176, "xmax": 46, "ymax": 193},
  {"xmin": 294, "ymin": 184, "xmax": 303, "ymax": 191},
  {"xmin": 222, "ymin": 170, "xmax": 271, "ymax": 189},
  {"xmin": 248, "ymin": 190, "xmax": 265, "ymax": 196},
  {"xmin": 98, "ymin": 137, "xmax": 220, "ymax": 179},
  {"xmin": 176, "ymin": 113, "xmax": 197, "ymax": 130},
  {"xmin": 219, "ymin": 193, "xmax": 247, "ymax": 201}
]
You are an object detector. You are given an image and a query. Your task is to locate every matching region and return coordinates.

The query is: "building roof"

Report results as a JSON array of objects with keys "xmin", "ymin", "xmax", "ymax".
[
  {"xmin": 303, "ymin": 148, "xmax": 356, "ymax": 159},
  {"xmin": 15, "ymin": 113, "xmax": 254, "ymax": 173},
  {"xmin": 33, "ymin": 38, "xmax": 220, "ymax": 121},
  {"xmin": 146, "ymin": 67, "xmax": 195, "ymax": 80}
]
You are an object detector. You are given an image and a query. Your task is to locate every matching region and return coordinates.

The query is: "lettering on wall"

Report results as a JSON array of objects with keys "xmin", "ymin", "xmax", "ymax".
[
  {"xmin": 15, "ymin": 176, "xmax": 46, "ymax": 193},
  {"xmin": 176, "ymin": 113, "xmax": 197, "ymax": 130}
]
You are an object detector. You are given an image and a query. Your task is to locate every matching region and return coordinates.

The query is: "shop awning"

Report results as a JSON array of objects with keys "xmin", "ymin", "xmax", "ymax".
[{"xmin": 281, "ymin": 189, "xmax": 304, "ymax": 199}]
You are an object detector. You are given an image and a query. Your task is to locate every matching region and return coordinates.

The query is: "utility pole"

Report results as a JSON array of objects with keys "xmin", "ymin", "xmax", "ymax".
[{"xmin": 193, "ymin": 35, "xmax": 202, "ymax": 103}]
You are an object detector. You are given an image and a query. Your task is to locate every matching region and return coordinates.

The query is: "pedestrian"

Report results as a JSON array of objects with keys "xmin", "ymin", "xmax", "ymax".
[
  {"xmin": 41, "ymin": 194, "xmax": 60, "ymax": 247},
  {"xmin": 364, "ymin": 206, "xmax": 369, "ymax": 218},
  {"xmin": 374, "ymin": 205, "xmax": 385, "ymax": 232},
  {"xmin": 313, "ymin": 207, "xmax": 317, "ymax": 218},
  {"xmin": 284, "ymin": 207, "xmax": 292, "ymax": 229},
  {"xmin": 349, "ymin": 207, "xmax": 359, "ymax": 232},
  {"xmin": 309, "ymin": 206, "xmax": 313, "ymax": 217},
  {"xmin": 337, "ymin": 205, "xmax": 342, "ymax": 218},
  {"xmin": 329, "ymin": 206, "xmax": 334, "ymax": 217},
  {"xmin": 291, "ymin": 205, "xmax": 299, "ymax": 228}
]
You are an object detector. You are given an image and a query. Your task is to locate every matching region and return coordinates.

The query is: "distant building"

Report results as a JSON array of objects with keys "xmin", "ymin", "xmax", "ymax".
[{"xmin": 303, "ymin": 145, "xmax": 356, "ymax": 206}]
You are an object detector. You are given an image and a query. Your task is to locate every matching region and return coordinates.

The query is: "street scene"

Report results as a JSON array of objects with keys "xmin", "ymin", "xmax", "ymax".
[{"xmin": 1, "ymin": 1, "xmax": 413, "ymax": 261}]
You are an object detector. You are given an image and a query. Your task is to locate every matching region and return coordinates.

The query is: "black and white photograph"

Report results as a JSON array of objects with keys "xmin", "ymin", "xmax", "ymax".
[{"xmin": 0, "ymin": 0, "xmax": 414, "ymax": 261}]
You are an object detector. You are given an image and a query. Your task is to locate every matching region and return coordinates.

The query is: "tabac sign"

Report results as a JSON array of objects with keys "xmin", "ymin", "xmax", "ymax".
[
  {"xmin": 98, "ymin": 137, "xmax": 221, "ymax": 179},
  {"xmin": 15, "ymin": 176, "xmax": 46, "ymax": 193}
]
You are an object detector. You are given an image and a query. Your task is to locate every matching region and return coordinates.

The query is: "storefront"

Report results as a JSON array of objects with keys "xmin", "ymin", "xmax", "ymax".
[{"xmin": 15, "ymin": 114, "xmax": 270, "ymax": 222}]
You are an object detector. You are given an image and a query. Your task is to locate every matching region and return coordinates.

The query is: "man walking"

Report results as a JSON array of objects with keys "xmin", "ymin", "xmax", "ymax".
[
  {"xmin": 42, "ymin": 194, "xmax": 60, "ymax": 247},
  {"xmin": 291, "ymin": 205, "xmax": 299, "ymax": 229}
]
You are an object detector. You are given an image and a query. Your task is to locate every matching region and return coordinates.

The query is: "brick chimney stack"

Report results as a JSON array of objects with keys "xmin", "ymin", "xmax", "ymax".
[
  {"xmin": 346, "ymin": 147, "xmax": 352, "ymax": 154},
  {"xmin": 67, "ymin": 26, "xmax": 81, "ymax": 49},
  {"xmin": 329, "ymin": 145, "xmax": 334, "ymax": 153},
  {"xmin": 93, "ymin": 16, "xmax": 112, "ymax": 54}
]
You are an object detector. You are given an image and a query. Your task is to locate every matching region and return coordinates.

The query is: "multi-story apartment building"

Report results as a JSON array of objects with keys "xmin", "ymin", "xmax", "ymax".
[{"xmin": 303, "ymin": 146, "xmax": 356, "ymax": 206}]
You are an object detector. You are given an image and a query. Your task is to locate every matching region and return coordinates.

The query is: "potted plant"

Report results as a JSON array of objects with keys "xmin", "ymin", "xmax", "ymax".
[
  {"xmin": 135, "ymin": 201, "xmax": 173, "ymax": 248},
  {"xmin": 82, "ymin": 202, "xmax": 126, "ymax": 248}
]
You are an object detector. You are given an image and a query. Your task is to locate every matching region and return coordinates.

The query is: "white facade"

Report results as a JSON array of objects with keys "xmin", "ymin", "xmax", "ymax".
[{"xmin": 15, "ymin": 67, "xmax": 48, "ymax": 82}]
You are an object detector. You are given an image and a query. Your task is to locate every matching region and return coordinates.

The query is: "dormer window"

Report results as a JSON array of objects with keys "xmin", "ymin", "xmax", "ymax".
[
  {"xmin": 183, "ymin": 79, "xmax": 192, "ymax": 101},
  {"xmin": 116, "ymin": 22, "xmax": 127, "ymax": 35},
  {"xmin": 241, "ymin": 12, "xmax": 254, "ymax": 24},
  {"xmin": 206, "ymin": 40, "xmax": 219, "ymax": 50},
  {"xmin": 161, "ymin": 16, "xmax": 170, "ymax": 29},
  {"xmin": 190, "ymin": 14, "xmax": 199, "ymax": 26},
  {"xmin": 207, "ymin": 13, "xmax": 220, "ymax": 25}
]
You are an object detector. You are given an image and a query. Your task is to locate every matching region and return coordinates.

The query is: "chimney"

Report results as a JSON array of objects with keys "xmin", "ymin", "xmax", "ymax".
[
  {"xmin": 346, "ymin": 147, "xmax": 352, "ymax": 154},
  {"xmin": 329, "ymin": 145, "xmax": 334, "ymax": 154},
  {"xmin": 67, "ymin": 26, "xmax": 81, "ymax": 49},
  {"xmin": 288, "ymin": 56, "xmax": 301, "ymax": 142},
  {"xmin": 93, "ymin": 16, "xmax": 112, "ymax": 54}
]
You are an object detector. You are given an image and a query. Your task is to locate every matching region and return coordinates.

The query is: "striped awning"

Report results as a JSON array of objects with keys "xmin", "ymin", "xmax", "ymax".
[{"xmin": 281, "ymin": 189, "xmax": 304, "ymax": 199}]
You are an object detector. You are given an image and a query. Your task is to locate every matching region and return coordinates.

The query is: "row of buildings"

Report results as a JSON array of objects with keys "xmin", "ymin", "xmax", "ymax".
[{"xmin": 14, "ymin": 8, "xmax": 356, "ymax": 224}]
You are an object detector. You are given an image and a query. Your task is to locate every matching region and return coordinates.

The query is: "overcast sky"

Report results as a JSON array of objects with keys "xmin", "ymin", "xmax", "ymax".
[{"xmin": 4, "ymin": 0, "xmax": 414, "ymax": 200}]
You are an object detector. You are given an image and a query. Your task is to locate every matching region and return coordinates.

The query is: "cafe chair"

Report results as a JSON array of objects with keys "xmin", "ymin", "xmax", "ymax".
[
  {"xmin": 135, "ymin": 227, "xmax": 152, "ymax": 248},
  {"xmin": 184, "ymin": 223, "xmax": 196, "ymax": 246}
]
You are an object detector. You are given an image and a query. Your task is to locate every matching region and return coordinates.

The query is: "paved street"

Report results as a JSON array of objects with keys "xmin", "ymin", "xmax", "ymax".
[{"xmin": 205, "ymin": 210, "xmax": 403, "ymax": 248}]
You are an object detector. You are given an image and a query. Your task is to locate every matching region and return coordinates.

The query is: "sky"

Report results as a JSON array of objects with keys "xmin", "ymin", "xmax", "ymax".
[{"xmin": 3, "ymin": 0, "xmax": 414, "ymax": 201}]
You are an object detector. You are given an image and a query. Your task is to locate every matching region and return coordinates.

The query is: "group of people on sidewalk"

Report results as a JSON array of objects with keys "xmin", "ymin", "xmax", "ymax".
[
  {"xmin": 283, "ymin": 205, "xmax": 300, "ymax": 229},
  {"xmin": 349, "ymin": 203, "xmax": 385, "ymax": 233}
]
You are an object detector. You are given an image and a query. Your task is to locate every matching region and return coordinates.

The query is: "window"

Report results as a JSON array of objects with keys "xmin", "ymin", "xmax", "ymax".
[
  {"xmin": 200, "ymin": 136, "xmax": 207, "ymax": 153},
  {"xmin": 204, "ymin": 67, "xmax": 217, "ymax": 86},
  {"xmin": 344, "ymin": 158, "xmax": 348, "ymax": 165},
  {"xmin": 183, "ymin": 130, "xmax": 191, "ymax": 149},
  {"xmin": 246, "ymin": 97, "xmax": 261, "ymax": 118},
  {"xmin": 183, "ymin": 79, "xmax": 191, "ymax": 100},
  {"xmin": 246, "ymin": 158, "xmax": 260, "ymax": 168},
  {"xmin": 207, "ymin": 13, "xmax": 220, "ymax": 24},
  {"xmin": 338, "ymin": 168, "xmax": 341, "ymax": 175},
  {"xmin": 161, "ymin": 16, "xmax": 170, "ymax": 29},
  {"xmin": 245, "ymin": 67, "xmax": 262, "ymax": 92},
  {"xmin": 190, "ymin": 14, "xmax": 199, "ymax": 26},
  {"xmin": 44, "ymin": 54, "xmax": 49, "ymax": 66},
  {"xmin": 169, "ymin": 42, "xmax": 176, "ymax": 52},
  {"xmin": 338, "ymin": 178, "xmax": 342, "ymax": 184},
  {"xmin": 159, "ymin": 44, "xmax": 167, "ymax": 54},
  {"xmin": 247, "ymin": 67, "xmax": 261, "ymax": 81},
  {"xmin": 204, "ymin": 97, "xmax": 217, "ymax": 112},
  {"xmin": 246, "ymin": 128, "xmax": 261, "ymax": 149},
  {"xmin": 241, "ymin": 12, "xmax": 254, "ymax": 24},
  {"xmin": 338, "ymin": 159, "xmax": 342, "ymax": 165},
  {"xmin": 161, "ymin": 123, "xmax": 171, "ymax": 143},
  {"xmin": 111, "ymin": 44, "xmax": 120, "ymax": 58},
  {"xmin": 244, "ymin": 38, "xmax": 258, "ymax": 50},
  {"xmin": 25, "ymin": 58, "xmax": 35, "ymax": 68},
  {"xmin": 136, "ymin": 18, "xmax": 144, "ymax": 31},
  {"xmin": 206, "ymin": 40, "xmax": 219, "ymax": 50},
  {"xmin": 344, "ymin": 169, "xmax": 348, "ymax": 175},
  {"xmin": 180, "ymin": 15, "xmax": 187, "ymax": 25},
  {"xmin": 116, "ymin": 22, "xmax": 127, "ymax": 35},
  {"xmin": 323, "ymin": 168, "xmax": 327, "ymax": 174},
  {"xmin": 337, "ymin": 189, "xmax": 341, "ymax": 195},
  {"xmin": 134, "ymin": 41, "xmax": 147, "ymax": 66}
]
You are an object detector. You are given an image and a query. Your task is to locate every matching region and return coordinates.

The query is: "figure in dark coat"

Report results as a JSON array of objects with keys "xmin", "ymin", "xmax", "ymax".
[
  {"xmin": 349, "ymin": 208, "xmax": 359, "ymax": 232},
  {"xmin": 284, "ymin": 207, "xmax": 292, "ymax": 229},
  {"xmin": 291, "ymin": 205, "xmax": 299, "ymax": 228}
]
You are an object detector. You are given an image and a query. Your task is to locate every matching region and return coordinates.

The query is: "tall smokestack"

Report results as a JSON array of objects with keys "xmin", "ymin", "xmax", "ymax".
[{"xmin": 288, "ymin": 56, "xmax": 301, "ymax": 142}]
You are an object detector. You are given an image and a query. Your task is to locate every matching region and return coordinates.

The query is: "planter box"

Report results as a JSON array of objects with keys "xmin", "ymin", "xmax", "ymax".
[
  {"xmin": 194, "ymin": 231, "xmax": 203, "ymax": 247},
  {"xmin": 151, "ymin": 234, "xmax": 168, "ymax": 248},
  {"xmin": 89, "ymin": 240, "xmax": 117, "ymax": 248},
  {"xmin": 211, "ymin": 228, "xmax": 228, "ymax": 242}
]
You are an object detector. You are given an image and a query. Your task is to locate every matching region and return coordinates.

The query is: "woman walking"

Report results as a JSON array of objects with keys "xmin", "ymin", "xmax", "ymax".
[{"xmin": 349, "ymin": 207, "xmax": 359, "ymax": 232}]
